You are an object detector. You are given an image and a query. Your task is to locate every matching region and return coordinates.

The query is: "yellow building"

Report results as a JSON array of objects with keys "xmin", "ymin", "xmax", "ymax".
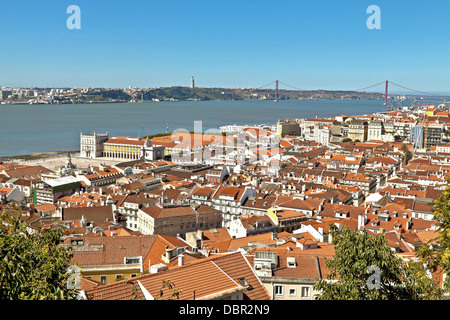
[
  {"xmin": 103, "ymin": 136, "xmax": 149, "ymax": 160},
  {"xmin": 63, "ymin": 236, "xmax": 152, "ymax": 284},
  {"xmin": 348, "ymin": 120, "xmax": 368, "ymax": 142},
  {"xmin": 268, "ymin": 206, "xmax": 306, "ymax": 233},
  {"xmin": 277, "ymin": 119, "xmax": 300, "ymax": 137},
  {"xmin": 426, "ymin": 107, "xmax": 437, "ymax": 117}
]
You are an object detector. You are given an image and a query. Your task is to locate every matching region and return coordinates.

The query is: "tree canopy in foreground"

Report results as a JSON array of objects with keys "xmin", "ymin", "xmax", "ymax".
[
  {"xmin": 417, "ymin": 176, "xmax": 450, "ymax": 290},
  {"xmin": 0, "ymin": 208, "xmax": 78, "ymax": 300},
  {"xmin": 314, "ymin": 226, "xmax": 444, "ymax": 300}
]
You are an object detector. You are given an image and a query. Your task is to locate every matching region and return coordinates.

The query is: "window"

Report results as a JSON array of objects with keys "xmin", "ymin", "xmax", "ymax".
[
  {"xmin": 116, "ymin": 274, "xmax": 123, "ymax": 280},
  {"xmin": 287, "ymin": 257, "xmax": 296, "ymax": 268},
  {"xmin": 274, "ymin": 285, "xmax": 283, "ymax": 296},
  {"xmin": 289, "ymin": 288, "xmax": 297, "ymax": 296},
  {"xmin": 100, "ymin": 276, "xmax": 107, "ymax": 284},
  {"xmin": 125, "ymin": 257, "xmax": 141, "ymax": 264},
  {"xmin": 301, "ymin": 286, "xmax": 310, "ymax": 298},
  {"xmin": 238, "ymin": 277, "xmax": 253, "ymax": 290}
]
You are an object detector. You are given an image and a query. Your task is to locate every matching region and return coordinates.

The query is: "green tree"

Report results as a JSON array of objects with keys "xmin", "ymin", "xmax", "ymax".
[
  {"xmin": 314, "ymin": 226, "xmax": 442, "ymax": 300},
  {"xmin": 417, "ymin": 176, "xmax": 450, "ymax": 290},
  {"xmin": 401, "ymin": 143, "xmax": 412, "ymax": 165},
  {"xmin": 0, "ymin": 208, "xmax": 78, "ymax": 300},
  {"xmin": 155, "ymin": 279, "xmax": 181, "ymax": 300}
]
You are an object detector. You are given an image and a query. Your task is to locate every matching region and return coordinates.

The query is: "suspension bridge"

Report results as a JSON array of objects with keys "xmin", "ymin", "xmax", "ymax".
[{"xmin": 256, "ymin": 80, "xmax": 450, "ymax": 110}]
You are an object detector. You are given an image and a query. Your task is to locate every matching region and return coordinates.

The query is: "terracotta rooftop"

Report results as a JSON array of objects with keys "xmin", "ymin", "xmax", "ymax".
[
  {"xmin": 62, "ymin": 206, "xmax": 114, "ymax": 223},
  {"xmin": 84, "ymin": 251, "xmax": 270, "ymax": 300},
  {"xmin": 105, "ymin": 137, "xmax": 146, "ymax": 146}
]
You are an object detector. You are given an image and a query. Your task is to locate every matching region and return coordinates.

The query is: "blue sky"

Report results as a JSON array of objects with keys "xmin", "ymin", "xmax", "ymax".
[{"xmin": 1, "ymin": 1, "xmax": 449, "ymax": 93}]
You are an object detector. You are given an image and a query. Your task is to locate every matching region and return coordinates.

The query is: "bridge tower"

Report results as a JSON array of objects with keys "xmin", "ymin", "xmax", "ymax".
[
  {"xmin": 384, "ymin": 80, "xmax": 389, "ymax": 106},
  {"xmin": 275, "ymin": 80, "xmax": 279, "ymax": 102}
]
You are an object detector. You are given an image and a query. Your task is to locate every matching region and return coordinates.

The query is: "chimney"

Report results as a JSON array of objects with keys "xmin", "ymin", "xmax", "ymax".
[
  {"xmin": 178, "ymin": 254, "xmax": 184, "ymax": 267},
  {"xmin": 358, "ymin": 214, "xmax": 367, "ymax": 229},
  {"xmin": 165, "ymin": 246, "xmax": 171, "ymax": 260},
  {"xmin": 318, "ymin": 202, "xmax": 323, "ymax": 212},
  {"xmin": 80, "ymin": 215, "xmax": 87, "ymax": 228}
]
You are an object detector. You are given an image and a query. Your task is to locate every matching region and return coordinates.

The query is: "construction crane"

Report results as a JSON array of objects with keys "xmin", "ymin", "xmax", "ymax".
[{"xmin": 137, "ymin": 127, "xmax": 144, "ymax": 139}]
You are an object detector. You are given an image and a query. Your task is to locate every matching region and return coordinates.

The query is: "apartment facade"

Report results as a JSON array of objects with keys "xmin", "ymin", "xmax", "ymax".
[
  {"xmin": 254, "ymin": 249, "xmax": 332, "ymax": 300},
  {"xmin": 410, "ymin": 122, "xmax": 443, "ymax": 149},
  {"xmin": 137, "ymin": 204, "xmax": 223, "ymax": 238},
  {"xmin": 34, "ymin": 176, "xmax": 81, "ymax": 205},
  {"xmin": 348, "ymin": 120, "xmax": 368, "ymax": 142}
]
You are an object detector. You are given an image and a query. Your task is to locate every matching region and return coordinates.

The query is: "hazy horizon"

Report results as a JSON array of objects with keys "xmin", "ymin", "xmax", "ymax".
[{"xmin": 1, "ymin": 1, "xmax": 449, "ymax": 95}]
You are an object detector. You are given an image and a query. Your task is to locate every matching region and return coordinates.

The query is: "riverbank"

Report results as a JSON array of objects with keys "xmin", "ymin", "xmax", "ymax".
[
  {"xmin": 1, "ymin": 96, "xmax": 384, "ymax": 106},
  {"xmin": 0, "ymin": 151, "xmax": 123, "ymax": 171},
  {"xmin": 0, "ymin": 150, "xmax": 79, "ymax": 162}
]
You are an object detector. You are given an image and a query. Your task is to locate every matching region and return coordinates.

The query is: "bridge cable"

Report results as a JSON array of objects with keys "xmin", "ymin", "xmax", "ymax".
[{"xmin": 352, "ymin": 81, "xmax": 386, "ymax": 92}]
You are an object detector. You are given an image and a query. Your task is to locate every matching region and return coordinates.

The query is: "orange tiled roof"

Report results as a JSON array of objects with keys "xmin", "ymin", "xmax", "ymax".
[
  {"xmin": 105, "ymin": 137, "xmax": 146, "ymax": 146},
  {"xmin": 151, "ymin": 133, "xmax": 227, "ymax": 149},
  {"xmin": 85, "ymin": 251, "xmax": 270, "ymax": 300}
]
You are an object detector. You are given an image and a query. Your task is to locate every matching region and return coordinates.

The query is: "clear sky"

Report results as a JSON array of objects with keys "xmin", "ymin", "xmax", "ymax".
[{"xmin": 1, "ymin": 0, "xmax": 449, "ymax": 93}]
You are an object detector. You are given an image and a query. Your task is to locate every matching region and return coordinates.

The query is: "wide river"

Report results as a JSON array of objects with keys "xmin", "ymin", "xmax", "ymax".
[{"xmin": 0, "ymin": 99, "xmax": 386, "ymax": 157}]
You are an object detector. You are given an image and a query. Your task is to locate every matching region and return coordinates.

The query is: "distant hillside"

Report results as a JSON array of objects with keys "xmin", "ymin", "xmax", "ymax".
[
  {"xmin": 86, "ymin": 89, "xmax": 131, "ymax": 102},
  {"xmin": 141, "ymin": 86, "xmax": 231, "ymax": 101},
  {"xmin": 134, "ymin": 86, "xmax": 383, "ymax": 102}
]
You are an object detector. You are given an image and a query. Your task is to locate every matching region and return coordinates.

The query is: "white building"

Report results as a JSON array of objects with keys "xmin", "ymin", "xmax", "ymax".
[
  {"xmin": 368, "ymin": 120, "xmax": 383, "ymax": 141},
  {"xmin": 316, "ymin": 125, "xmax": 331, "ymax": 146},
  {"xmin": 80, "ymin": 132, "xmax": 109, "ymax": 158},
  {"xmin": 0, "ymin": 186, "xmax": 25, "ymax": 202},
  {"xmin": 210, "ymin": 185, "xmax": 257, "ymax": 228},
  {"xmin": 220, "ymin": 124, "xmax": 276, "ymax": 135}
]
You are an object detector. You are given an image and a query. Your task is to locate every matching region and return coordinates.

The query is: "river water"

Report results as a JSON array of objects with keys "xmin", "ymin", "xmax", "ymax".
[{"xmin": 0, "ymin": 99, "xmax": 386, "ymax": 157}]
